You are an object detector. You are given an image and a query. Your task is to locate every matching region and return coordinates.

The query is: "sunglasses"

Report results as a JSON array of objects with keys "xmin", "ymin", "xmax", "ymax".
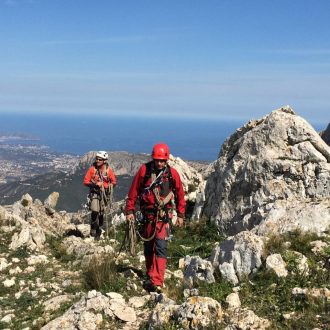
[{"xmin": 96, "ymin": 158, "xmax": 104, "ymax": 161}]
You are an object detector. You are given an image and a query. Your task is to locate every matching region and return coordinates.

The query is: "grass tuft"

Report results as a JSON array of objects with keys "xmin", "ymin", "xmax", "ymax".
[
  {"xmin": 82, "ymin": 255, "xmax": 128, "ymax": 295},
  {"xmin": 46, "ymin": 234, "xmax": 76, "ymax": 263},
  {"xmin": 167, "ymin": 219, "xmax": 222, "ymax": 270}
]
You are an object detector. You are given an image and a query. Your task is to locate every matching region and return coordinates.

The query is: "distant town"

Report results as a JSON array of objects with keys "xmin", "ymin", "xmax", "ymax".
[{"xmin": 0, "ymin": 134, "xmax": 80, "ymax": 184}]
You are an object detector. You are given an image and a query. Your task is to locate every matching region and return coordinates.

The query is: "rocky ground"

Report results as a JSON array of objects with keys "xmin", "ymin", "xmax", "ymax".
[
  {"xmin": 0, "ymin": 106, "xmax": 329, "ymax": 329},
  {"xmin": 0, "ymin": 191, "xmax": 329, "ymax": 329}
]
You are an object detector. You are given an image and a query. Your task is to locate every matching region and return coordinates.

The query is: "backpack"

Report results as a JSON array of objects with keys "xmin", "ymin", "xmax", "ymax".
[
  {"xmin": 90, "ymin": 162, "xmax": 113, "ymax": 196},
  {"xmin": 141, "ymin": 161, "xmax": 176, "ymax": 199}
]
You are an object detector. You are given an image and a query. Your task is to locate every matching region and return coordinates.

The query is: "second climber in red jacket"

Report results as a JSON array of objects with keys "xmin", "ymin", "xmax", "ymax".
[
  {"xmin": 126, "ymin": 143, "xmax": 186, "ymax": 292},
  {"xmin": 84, "ymin": 151, "xmax": 117, "ymax": 240}
]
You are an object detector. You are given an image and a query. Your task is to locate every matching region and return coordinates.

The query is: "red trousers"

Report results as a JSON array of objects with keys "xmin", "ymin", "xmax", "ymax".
[{"xmin": 143, "ymin": 220, "xmax": 169, "ymax": 287}]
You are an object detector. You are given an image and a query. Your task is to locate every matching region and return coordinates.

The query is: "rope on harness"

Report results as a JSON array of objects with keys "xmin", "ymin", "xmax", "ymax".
[
  {"xmin": 135, "ymin": 213, "xmax": 158, "ymax": 242},
  {"xmin": 135, "ymin": 171, "xmax": 174, "ymax": 242},
  {"xmin": 101, "ymin": 184, "xmax": 113, "ymax": 238},
  {"xmin": 117, "ymin": 218, "xmax": 137, "ymax": 257}
]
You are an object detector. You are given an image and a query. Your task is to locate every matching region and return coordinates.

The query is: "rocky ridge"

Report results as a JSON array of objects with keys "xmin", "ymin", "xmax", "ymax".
[
  {"xmin": 0, "ymin": 106, "xmax": 329, "ymax": 329},
  {"xmin": 202, "ymin": 106, "xmax": 330, "ymax": 235}
]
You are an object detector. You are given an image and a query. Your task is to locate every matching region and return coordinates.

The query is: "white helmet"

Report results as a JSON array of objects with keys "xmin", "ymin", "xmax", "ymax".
[{"xmin": 96, "ymin": 151, "xmax": 108, "ymax": 160}]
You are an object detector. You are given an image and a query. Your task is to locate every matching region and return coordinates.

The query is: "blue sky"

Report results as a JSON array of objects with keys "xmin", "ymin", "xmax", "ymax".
[{"xmin": 0, "ymin": 0, "xmax": 329, "ymax": 124}]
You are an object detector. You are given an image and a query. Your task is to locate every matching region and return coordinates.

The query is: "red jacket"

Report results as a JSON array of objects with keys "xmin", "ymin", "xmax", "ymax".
[
  {"xmin": 126, "ymin": 163, "xmax": 186, "ymax": 218},
  {"xmin": 83, "ymin": 163, "xmax": 117, "ymax": 189}
]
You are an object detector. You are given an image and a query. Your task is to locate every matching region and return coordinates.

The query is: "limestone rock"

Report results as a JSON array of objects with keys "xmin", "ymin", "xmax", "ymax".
[
  {"xmin": 43, "ymin": 295, "xmax": 72, "ymax": 312},
  {"xmin": 111, "ymin": 304, "xmax": 136, "ymax": 323},
  {"xmin": 254, "ymin": 198, "xmax": 330, "ymax": 236},
  {"xmin": 41, "ymin": 291, "xmax": 112, "ymax": 330},
  {"xmin": 292, "ymin": 287, "xmax": 330, "ymax": 300},
  {"xmin": 183, "ymin": 256, "xmax": 215, "ymax": 287},
  {"xmin": 44, "ymin": 191, "xmax": 59, "ymax": 215},
  {"xmin": 149, "ymin": 300, "xmax": 180, "ymax": 329},
  {"xmin": 191, "ymin": 183, "xmax": 206, "ymax": 220},
  {"xmin": 76, "ymin": 224, "xmax": 91, "ymax": 237},
  {"xmin": 0, "ymin": 257, "xmax": 10, "ymax": 271},
  {"xmin": 291, "ymin": 251, "xmax": 309, "ymax": 275},
  {"xmin": 266, "ymin": 254, "xmax": 288, "ymax": 277},
  {"xmin": 62, "ymin": 236, "xmax": 114, "ymax": 264},
  {"xmin": 168, "ymin": 155, "xmax": 205, "ymax": 200},
  {"xmin": 27, "ymin": 255, "xmax": 49, "ymax": 265},
  {"xmin": 106, "ymin": 292, "xmax": 124, "ymax": 299},
  {"xmin": 44, "ymin": 192, "xmax": 59, "ymax": 210},
  {"xmin": 310, "ymin": 240, "xmax": 329, "ymax": 254},
  {"xmin": 3, "ymin": 278, "xmax": 15, "ymax": 288},
  {"xmin": 128, "ymin": 295, "xmax": 149, "ymax": 308},
  {"xmin": 226, "ymin": 293, "xmax": 241, "ymax": 309},
  {"xmin": 77, "ymin": 311, "xmax": 102, "ymax": 330},
  {"xmin": 1, "ymin": 313, "xmax": 15, "ymax": 323},
  {"xmin": 0, "ymin": 205, "xmax": 7, "ymax": 222},
  {"xmin": 175, "ymin": 296, "xmax": 222, "ymax": 329},
  {"xmin": 9, "ymin": 222, "xmax": 46, "ymax": 251},
  {"xmin": 21, "ymin": 193, "xmax": 33, "ymax": 207},
  {"xmin": 210, "ymin": 231, "xmax": 264, "ymax": 284},
  {"xmin": 225, "ymin": 307, "xmax": 271, "ymax": 329},
  {"xmin": 202, "ymin": 107, "xmax": 330, "ymax": 235}
]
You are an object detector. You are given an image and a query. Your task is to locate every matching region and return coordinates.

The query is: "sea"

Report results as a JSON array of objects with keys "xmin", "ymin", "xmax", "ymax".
[{"xmin": 0, "ymin": 112, "xmax": 327, "ymax": 161}]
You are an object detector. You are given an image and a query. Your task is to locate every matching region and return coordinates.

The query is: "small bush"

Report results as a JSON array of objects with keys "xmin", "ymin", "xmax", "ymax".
[
  {"xmin": 9, "ymin": 246, "xmax": 30, "ymax": 259},
  {"xmin": 46, "ymin": 235, "xmax": 76, "ymax": 263},
  {"xmin": 82, "ymin": 255, "xmax": 127, "ymax": 295},
  {"xmin": 198, "ymin": 276, "xmax": 233, "ymax": 305},
  {"xmin": 167, "ymin": 219, "xmax": 222, "ymax": 270},
  {"xmin": 239, "ymin": 263, "xmax": 330, "ymax": 328},
  {"xmin": 264, "ymin": 229, "xmax": 320, "ymax": 258}
]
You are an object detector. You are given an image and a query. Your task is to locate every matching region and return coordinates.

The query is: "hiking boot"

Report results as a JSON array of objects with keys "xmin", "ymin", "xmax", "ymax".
[
  {"xmin": 90, "ymin": 229, "xmax": 96, "ymax": 237},
  {"xmin": 95, "ymin": 228, "xmax": 102, "ymax": 241},
  {"xmin": 143, "ymin": 280, "xmax": 162, "ymax": 293},
  {"xmin": 142, "ymin": 279, "xmax": 153, "ymax": 292}
]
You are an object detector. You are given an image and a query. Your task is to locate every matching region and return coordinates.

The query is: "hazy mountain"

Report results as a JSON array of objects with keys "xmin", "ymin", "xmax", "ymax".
[{"xmin": 0, "ymin": 150, "xmax": 209, "ymax": 212}]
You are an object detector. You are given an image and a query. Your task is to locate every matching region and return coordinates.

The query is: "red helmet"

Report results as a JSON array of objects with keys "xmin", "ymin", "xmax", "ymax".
[{"xmin": 152, "ymin": 143, "xmax": 170, "ymax": 160}]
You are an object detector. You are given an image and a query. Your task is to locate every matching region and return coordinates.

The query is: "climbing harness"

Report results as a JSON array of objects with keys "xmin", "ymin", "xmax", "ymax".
[{"xmin": 118, "ymin": 165, "xmax": 176, "ymax": 256}]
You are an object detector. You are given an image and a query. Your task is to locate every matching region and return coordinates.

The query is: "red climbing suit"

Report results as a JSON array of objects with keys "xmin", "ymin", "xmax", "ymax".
[{"xmin": 126, "ymin": 162, "xmax": 185, "ymax": 287}]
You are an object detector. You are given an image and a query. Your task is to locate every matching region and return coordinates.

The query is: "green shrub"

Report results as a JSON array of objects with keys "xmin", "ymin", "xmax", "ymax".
[
  {"xmin": 82, "ymin": 255, "xmax": 128, "ymax": 295},
  {"xmin": 167, "ymin": 219, "xmax": 222, "ymax": 270},
  {"xmin": 198, "ymin": 276, "xmax": 233, "ymax": 305},
  {"xmin": 46, "ymin": 235, "xmax": 76, "ymax": 263}
]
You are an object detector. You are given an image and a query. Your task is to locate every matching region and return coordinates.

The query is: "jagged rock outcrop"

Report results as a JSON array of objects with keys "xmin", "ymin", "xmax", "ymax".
[
  {"xmin": 224, "ymin": 307, "xmax": 271, "ymax": 329},
  {"xmin": 41, "ymin": 290, "xmax": 137, "ymax": 329},
  {"xmin": 44, "ymin": 191, "xmax": 59, "ymax": 215},
  {"xmin": 202, "ymin": 106, "xmax": 330, "ymax": 234},
  {"xmin": 266, "ymin": 254, "xmax": 288, "ymax": 278},
  {"xmin": 209, "ymin": 231, "xmax": 264, "ymax": 285},
  {"xmin": 168, "ymin": 155, "xmax": 205, "ymax": 207},
  {"xmin": 183, "ymin": 256, "xmax": 215, "ymax": 287},
  {"xmin": 254, "ymin": 198, "xmax": 330, "ymax": 236},
  {"xmin": 61, "ymin": 236, "xmax": 114, "ymax": 267},
  {"xmin": 320, "ymin": 123, "xmax": 330, "ymax": 145},
  {"xmin": 9, "ymin": 219, "xmax": 46, "ymax": 251},
  {"xmin": 149, "ymin": 295, "xmax": 222, "ymax": 329},
  {"xmin": 175, "ymin": 296, "xmax": 222, "ymax": 329}
]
